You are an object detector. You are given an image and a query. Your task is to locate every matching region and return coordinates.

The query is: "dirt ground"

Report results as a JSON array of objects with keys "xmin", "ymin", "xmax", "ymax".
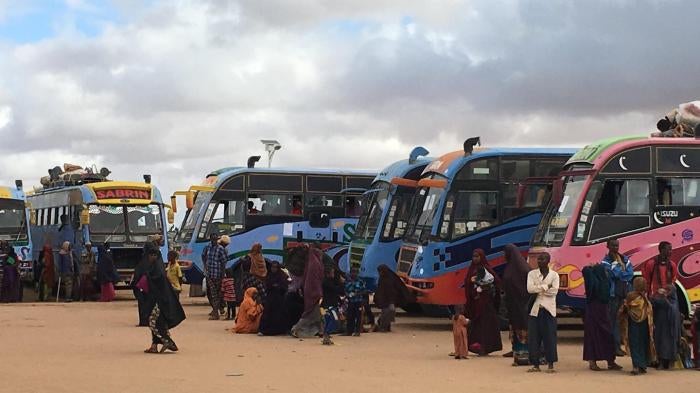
[{"xmin": 1, "ymin": 290, "xmax": 697, "ymax": 393}]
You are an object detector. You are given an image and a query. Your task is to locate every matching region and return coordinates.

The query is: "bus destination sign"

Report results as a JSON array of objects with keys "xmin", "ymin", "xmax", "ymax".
[{"xmin": 95, "ymin": 188, "xmax": 151, "ymax": 200}]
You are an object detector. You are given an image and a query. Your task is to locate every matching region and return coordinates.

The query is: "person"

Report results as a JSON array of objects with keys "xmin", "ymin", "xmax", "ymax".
[
  {"xmin": 642, "ymin": 241, "xmax": 678, "ymax": 301},
  {"xmin": 0, "ymin": 242, "xmax": 20, "ymax": 302},
  {"xmin": 291, "ymin": 246, "xmax": 324, "ymax": 338},
  {"xmin": 57, "ymin": 214, "xmax": 75, "ymax": 248},
  {"xmin": 321, "ymin": 266, "xmax": 345, "ymax": 345},
  {"xmin": 166, "ymin": 251, "xmax": 183, "ymax": 295},
  {"xmin": 233, "ymin": 287, "xmax": 263, "ymax": 334},
  {"xmin": 463, "ymin": 249, "xmax": 502, "ymax": 356},
  {"xmin": 259, "ymin": 261, "xmax": 290, "ymax": 336},
  {"xmin": 582, "ymin": 257, "xmax": 623, "ymax": 371},
  {"xmin": 526, "ymin": 253, "xmax": 559, "ymax": 373},
  {"xmin": 601, "ymin": 239, "xmax": 634, "ymax": 356},
  {"xmin": 346, "ymin": 197, "xmax": 363, "ymax": 217},
  {"xmin": 38, "ymin": 244, "xmax": 55, "ymax": 302},
  {"xmin": 79, "ymin": 243, "xmax": 97, "ymax": 301},
  {"xmin": 374, "ymin": 264, "xmax": 414, "ymax": 332},
  {"xmin": 452, "ymin": 305, "xmax": 470, "ymax": 360},
  {"xmin": 502, "ymin": 244, "xmax": 531, "ymax": 365},
  {"xmin": 202, "ymin": 233, "xmax": 227, "ymax": 320},
  {"xmin": 344, "ymin": 267, "xmax": 366, "ymax": 337},
  {"xmin": 57, "ymin": 241, "xmax": 74, "ymax": 302},
  {"xmin": 619, "ymin": 277, "xmax": 656, "ymax": 375},
  {"xmin": 142, "ymin": 248, "xmax": 186, "ymax": 353},
  {"xmin": 291, "ymin": 200, "xmax": 303, "ymax": 216},
  {"xmin": 97, "ymin": 243, "xmax": 118, "ymax": 302},
  {"xmin": 247, "ymin": 201, "xmax": 259, "ymax": 214},
  {"xmin": 692, "ymin": 304, "xmax": 699, "ymax": 370},
  {"xmin": 222, "ymin": 267, "xmax": 236, "ymax": 320},
  {"xmin": 132, "ymin": 251, "xmax": 151, "ymax": 327}
]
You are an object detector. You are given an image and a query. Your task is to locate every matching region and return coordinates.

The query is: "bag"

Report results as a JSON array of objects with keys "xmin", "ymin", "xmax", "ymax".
[{"xmin": 135, "ymin": 275, "xmax": 149, "ymax": 294}]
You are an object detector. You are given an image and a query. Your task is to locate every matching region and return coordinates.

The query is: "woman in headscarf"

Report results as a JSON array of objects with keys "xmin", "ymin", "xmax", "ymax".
[
  {"xmin": 463, "ymin": 249, "xmax": 502, "ymax": 355},
  {"xmin": 0, "ymin": 241, "xmax": 20, "ymax": 302},
  {"xmin": 582, "ymin": 261, "xmax": 622, "ymax": 371},
  {"xmin": 97, "ymin": 243, "xmax": 118, "ymax": 302},
  {"xmin": 619, "ymin": 277, "xmax": 656, "ymax": 375},
  {"xmin": 374, "ymin": 264, "xmax": 415, "ymax": 332},
  {"xmin": 258, "ymin": 261, "xmax": 290, "ymax": 336},
  {"xmin": 650, "ymin": 285, "xmax": 682, "ymax": 370},
  {"xmin": 291, "ymin": 245, "xmax": 324, "ymax": 338},
  {"xmin": 233, "ymin": 287, "xmax": 264, "ymax": 334},
  {"xmin": 239, "ymin": 243, "xmax": 268, "ymax": 304},
  {"xmin": 142, "ymin": 248, "xmax": 185, "ymax": 353},
  {"xmin": 57, "ymin": 241, "xmax": 74, "ymax": 302},
  {"xmin": 502, "ymin": 244, "xmax": 531, "ymax": 364},
  {"xmin": 39, "ymin": 244, "xmax": 56, "ymax": 302}
]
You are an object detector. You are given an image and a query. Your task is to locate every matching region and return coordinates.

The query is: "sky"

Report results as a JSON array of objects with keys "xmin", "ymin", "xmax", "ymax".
[{"xmin": 1, "ymin": 0, "xmax": 700, "ymax": 220}]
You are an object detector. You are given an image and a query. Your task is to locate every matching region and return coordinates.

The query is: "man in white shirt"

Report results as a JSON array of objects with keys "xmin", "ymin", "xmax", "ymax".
[{"xmin": 526, "ymin": 253, "xmax": 559, "ymax": 373}]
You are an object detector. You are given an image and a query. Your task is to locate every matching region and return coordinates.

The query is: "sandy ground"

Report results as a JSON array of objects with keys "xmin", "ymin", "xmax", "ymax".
[{"xmin": 1, "ymin": 290, "xmax": 697, "ymax": 393}]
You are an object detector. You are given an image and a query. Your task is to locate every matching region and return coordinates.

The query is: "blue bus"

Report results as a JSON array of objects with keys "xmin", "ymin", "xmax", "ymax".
[
  {"xmin": 28, "ymin": 172, "xmax": 172, "ymax": 286},
  {"xmin": 172, "ymin": 166, "xmax": 375, "ymax": 290},
  {"xmin": 348, "ymin": 147, "xmax": 432, "ymax": 290},
  {"xmin": 0, "ymin": 181, "xmax": 32, "ymax": 281},
  {"xmin": 397, "ymin": 138, "xmax": 575, "ymax": 305}
]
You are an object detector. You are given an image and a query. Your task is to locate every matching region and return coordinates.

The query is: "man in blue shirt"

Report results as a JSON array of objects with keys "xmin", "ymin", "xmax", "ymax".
[
  {"xmin": 202, "ymin": 234, "xmax": 227, "ymax": 320},
  {"xmin": 601, "ymin": 238, "xmax": 634, "ymax": 356},
  {"xmin": 344, "ymin": 267, "xmax": 367, "ymax": 336}
]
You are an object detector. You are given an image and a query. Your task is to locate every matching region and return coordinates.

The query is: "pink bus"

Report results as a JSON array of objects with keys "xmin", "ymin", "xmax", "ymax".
[{"xmin": 529, "ymin": 135, "xmax": 700, "ymax": 317}]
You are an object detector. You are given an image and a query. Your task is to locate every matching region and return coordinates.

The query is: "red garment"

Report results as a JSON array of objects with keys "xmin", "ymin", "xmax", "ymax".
[
  {"xmin": 302, "ymin": 248, "xmax": 324, "ymax": 314},
  {"xmin": 40, "ymin": 245, "xmax": 56, "ymax": 288},
  {"xmin": 100, "ymin": 282, "xmax": 115, "ymax": 302},
  {"xmin": 463, "ymin": 248, "xmax": 500, "ymax": 317},
  {"xmin": 641, "ymin": 259, "xmax": 677, "ymax": 296},
  {"xmin": 452, "ymin": 315, "xmax": 469, "ymax": 358},
  {"xmin": 222, "ymin": 277, "xmax": 236, "ymax": 302}
]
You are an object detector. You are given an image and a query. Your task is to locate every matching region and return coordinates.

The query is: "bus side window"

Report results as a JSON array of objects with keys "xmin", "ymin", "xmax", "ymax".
[
  {"xmin": 588, "ymin": 179, "xmax": 650, "ymax": 243},
  {"xmin": 345, "ymin": 196, "xmax": 363, "ymax": 217},
  {"xmin": 656, "ymin": 178, "xmax": 700, "ymax": 206},
  {"xmin": 451, "ymin": 191, "xmax": 498, "ymax": 238}
]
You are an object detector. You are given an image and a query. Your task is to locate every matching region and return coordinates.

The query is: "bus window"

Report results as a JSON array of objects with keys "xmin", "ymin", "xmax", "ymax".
[
  {"xmin": 656, "ymin": 178, "xmax": 700, "ymax": 206},
  {"xmin": 345, "ymin": 196, "xmax": 363, "ymax": 217},
  {"xmin": 127, "ymin": 206, "xmax": 163, "ymax": 235},
  {"xmin": 208, "ymin": 200, "xmax": 245, "ymax": 235},
  {"xmin": 0, "ymin": 199, "xmax": 27, "ymax": 241},
  {"xmin": 450, "ymin": 191, "xmax": 498, "ymax": 237},
  {"xmin": 306, "ymin": 194, "xmax": 343, "ymax": 208},
  {"xmin": 456, "ymin": 158, "xmax": 498, "ymax": 181},
  {"xmin": 596, "ymin": 180, "xmax": 650, "ymax": 215},
  {"xmin": 501, "ymin": 159, "xmax": 530, "ymax": 181},
  {"xmin": 248, "ymin": 194, "xmax": 302, "ymax": 216}
]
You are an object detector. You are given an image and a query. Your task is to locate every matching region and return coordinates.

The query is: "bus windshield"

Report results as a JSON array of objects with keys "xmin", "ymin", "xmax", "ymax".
[
  {"xmin": 127, "ymin": 205, "xmax": 163, "ymax": 234},
  {"xmin": 175, "ymin": 191, "xmax": 210, "ymax": 243},
  {"xmin": 89, "ymin": 204, "xmax": 163, "ymax": 240},
  {"xmin": 0, "ymin": 199, "xmax": 27, "ymax": 241},
  {"xmin": 405, "ymin": 179, "xmax": 445, "ymax": 245},
  {"xmin": 532, "ymin": 175, "xmax": 588, "ymax": 247},
  {"xmin": 354, "ymin": 182, "xmax": 391, "ymax": 242}
]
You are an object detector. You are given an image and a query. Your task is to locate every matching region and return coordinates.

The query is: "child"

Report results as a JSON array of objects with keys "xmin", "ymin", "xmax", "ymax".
[
  {"xmin": 166, "ymin": 251, "xmax": 183, "ymax": 296},
  {"xmin": 344, "ymin": 267, "xmax": 366, "ymax": 337},
  {"xmin": 452, "ymin": 305, "xmax": 470, "ymax": 360},
  {"xmin": 619, "ymin": 277, "xmax": 655, "ymax": 375},
  {"xmin": 222, "ymin": 267, "xmax": 236, "ymax": 321},
  {"xmin": 321, "ymin": 267, "xmax": 345, "ymax": 345}
]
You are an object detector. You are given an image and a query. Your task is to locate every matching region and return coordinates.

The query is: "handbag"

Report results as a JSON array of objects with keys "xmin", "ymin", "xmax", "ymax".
[{"xmin": 135, "ymin": 275, "xmax": 149, "ymax": 294}]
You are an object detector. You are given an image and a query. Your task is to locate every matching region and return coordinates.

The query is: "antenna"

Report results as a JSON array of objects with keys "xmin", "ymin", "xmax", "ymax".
[{"xmin": 260, "ymin": 140, "xmax": 282, "ymax": 168}]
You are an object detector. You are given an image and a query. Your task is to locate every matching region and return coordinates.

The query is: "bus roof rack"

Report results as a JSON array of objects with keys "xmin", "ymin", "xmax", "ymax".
[{"xmin": 464, "ymin": 137, "xmax": 481, "ymax": 156}]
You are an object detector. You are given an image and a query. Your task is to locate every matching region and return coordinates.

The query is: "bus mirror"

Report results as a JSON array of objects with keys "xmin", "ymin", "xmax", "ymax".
[
  {"xmin": 167, "ymin": 208, "xmax": 175, "ymax": 225},
  {"xmin": 552, "ymin": 179, "xmax": 564, "ymax": 206},
  {"xmin": 80, "ymin": 209, "xmax": 90, "ymax": 226},
  {"xmin": 170, "ymin": 196, "xmax": 178, "ymax": 213},
  {"xmin": 516, "ymin": 184, "xmax": 526, "ymax": 208},
  {"xmin": 29, "ymin": 209, "xmax": 37, "ymax": 226},
  {"xmin": 186, "ymin": 192, "xmax": 194, "ymax": 210}
]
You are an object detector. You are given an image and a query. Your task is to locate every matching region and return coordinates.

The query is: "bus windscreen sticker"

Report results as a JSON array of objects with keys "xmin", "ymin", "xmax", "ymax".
[{"xmin": 95, "ymin": 189, "xmax": 151, "ymax": 200}]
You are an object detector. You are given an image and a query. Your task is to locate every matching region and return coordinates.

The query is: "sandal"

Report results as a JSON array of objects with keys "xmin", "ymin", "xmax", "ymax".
[
  {"xmin": 144, "ymin": 347, "xmax": 159, "ymax": 354},
  {"xmin": 527, "ymin": 367, "xmax": 541, "ymax": 373},
  {"xmin": 608, "ymin": 363, "xmax": 623, "ymax": 371},
  {"xmin": 159, "ymin": 341, "xmax": 177, "ymax": 353},
  {"xmin": 589, "ymin": 365, "xmax": 603, "ymax": 371}
]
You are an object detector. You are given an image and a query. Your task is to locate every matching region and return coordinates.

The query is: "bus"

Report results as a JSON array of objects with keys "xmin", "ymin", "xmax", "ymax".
[
  {"xmin": 0, "ymin": 181, "xmax": 32, "ymax": 281},
  {"xmin": 172, "ymin": 165, "xmax": 375, "ymax": 289},
  {"xmin": 397, "ymin": 138, "xmax": 575, "ymax": 306},
  {"xmin": 28, "ymin": 168, "xmax": 172, "ymax": 286},
  {"xmin": 348, "ymin": 147, "xmax": 432, "ymax": 290},
  {"xmin": 529, "ymin": 135, "xmax": 700, "ymax": 317}
]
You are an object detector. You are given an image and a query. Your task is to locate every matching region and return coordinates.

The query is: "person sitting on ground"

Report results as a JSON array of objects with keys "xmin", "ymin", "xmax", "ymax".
[
  {"xmin": 619, "ymin": 277, "xmax": 656, "ymax": 376},
  {"xmin": 321, "ymin": 266, "xmax": 345, "ymax": 345},
  {"xmin": 233, "ymin": 287, "xmax": 263, "ymax": 334}
]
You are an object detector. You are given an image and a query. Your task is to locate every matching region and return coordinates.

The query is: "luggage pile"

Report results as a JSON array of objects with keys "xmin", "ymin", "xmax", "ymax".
[{"xmin": 654, "ymin": 100, "xmax": 700, "ymax": 137}]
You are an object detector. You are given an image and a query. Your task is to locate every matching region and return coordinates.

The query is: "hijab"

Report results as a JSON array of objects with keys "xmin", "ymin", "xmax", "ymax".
[
  {"xmin": 583, "ymin": 262, "xmax": 610, "ymax": 304},
  {"xmin": 97, "ymin": 245, "xmax": 116, "ymax": 284},
  {"xmin": 249, "ymin": 243, "xmax": 268, "ymax": 279},
  {"xmin": 59, "ymin": 241, "xmax": 70, "ymax": 255},
  {"xmin": 302, "ymin": 247, "xmax": 324, "ymax": 312},
  {"xmin": 374, "ymin": 264, "xmax": 415, "ymax": 308},
  {"xmin": 266, "ymin": 261, "xmax": 289, "ymax": 292},
  {"xmin": 502, "ymin": 244, "xmax": 529, "ymax": 298}
]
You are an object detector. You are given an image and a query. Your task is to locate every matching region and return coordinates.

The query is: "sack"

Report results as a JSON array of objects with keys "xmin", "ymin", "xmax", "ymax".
[{"xmin": 135, "ymin": 275, "xmax": 149, "ymax": 294}]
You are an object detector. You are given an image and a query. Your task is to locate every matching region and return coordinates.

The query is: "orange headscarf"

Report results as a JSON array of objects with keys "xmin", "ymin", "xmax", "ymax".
[
  {"xmin": 233, "ymin": 287, "xmax": 264, "ymax": 334},
  {"xmin": 248, "ymin": 243, "xmax": 267, "ymax": 279}
]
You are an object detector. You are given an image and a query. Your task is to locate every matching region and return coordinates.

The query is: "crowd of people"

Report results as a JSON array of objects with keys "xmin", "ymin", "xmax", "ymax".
[{"xmin": 454, "ymin": 240, "xmax": 699, "ymax": 374}]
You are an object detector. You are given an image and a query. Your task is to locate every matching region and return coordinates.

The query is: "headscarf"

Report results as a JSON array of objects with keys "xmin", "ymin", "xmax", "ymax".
[
  {"xmin": 302, "ymin": 247, "xmax": 324, "ymax": 313},
  {"xmin": 97, "ymin": 245, "xmax": 117, "ymax": 284},
  {"xmin": 59, "ymin": 241, "xmax": 70, "ymax": 255},
  {"xmin": 248, "ymin": 243, "xmax": 267, "ymax": 279},
  {"xmin": 374, "ymin": 264, "xmax": 415, "ymax": 308},
  {"xmin": 502, "ymin": 244, "xmax": 529, "ymax": 298},
  {"xmin": 266, "ymin": 261, "xmax": 289, "ymax": 292},
  {"xmin": 464, "ymin": 249, "xmax": 499, "ymax": 306},
  {"xmin": 582, "ymin": 262, "xmax": 610, "ymax": 304},
  {"xmin": 620, "ymin": 276, "xmax": 656, "ymax": 362},
  {"xmin": 40, "ymin": 244, "xmax": 55, "ymax": 286}
]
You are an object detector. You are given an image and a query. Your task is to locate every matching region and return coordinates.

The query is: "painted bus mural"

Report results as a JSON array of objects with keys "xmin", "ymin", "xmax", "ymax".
[
  {"xmin": 0, "ymin": 181, "xmax": 32, "ymax": 281},
  {"xmin": 529, "ymin": 135, "xmax": 700, "ymax": 316},
  {"xmin": 396, "ymin": 138, "xmax": 575, "ymax": 306},
  {"xmin": 348, "ymin": 147, "xmax": 432, "ymax": 290},
  {"xmin": 172, "ymin": 165, "xmax": 375, "ymax": 289}
]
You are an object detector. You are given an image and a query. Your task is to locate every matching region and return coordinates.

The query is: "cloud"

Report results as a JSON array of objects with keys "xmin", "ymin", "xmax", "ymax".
[{"xmin": 1, "ymin": 0, "xmax": 699, "ymax": 213}]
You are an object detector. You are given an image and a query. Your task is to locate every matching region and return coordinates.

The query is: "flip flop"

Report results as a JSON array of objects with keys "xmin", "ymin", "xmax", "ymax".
[
  {"xmin": 144, "ymin": 347, "xmax": 158, "ymax": 354},
  {"xmin": 608, "ymin": 364, "xmax": 623, "ymax": 371},
  {"xmin": 589, "ymin": 365, "xmax": 603, "ymax": 371}
]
